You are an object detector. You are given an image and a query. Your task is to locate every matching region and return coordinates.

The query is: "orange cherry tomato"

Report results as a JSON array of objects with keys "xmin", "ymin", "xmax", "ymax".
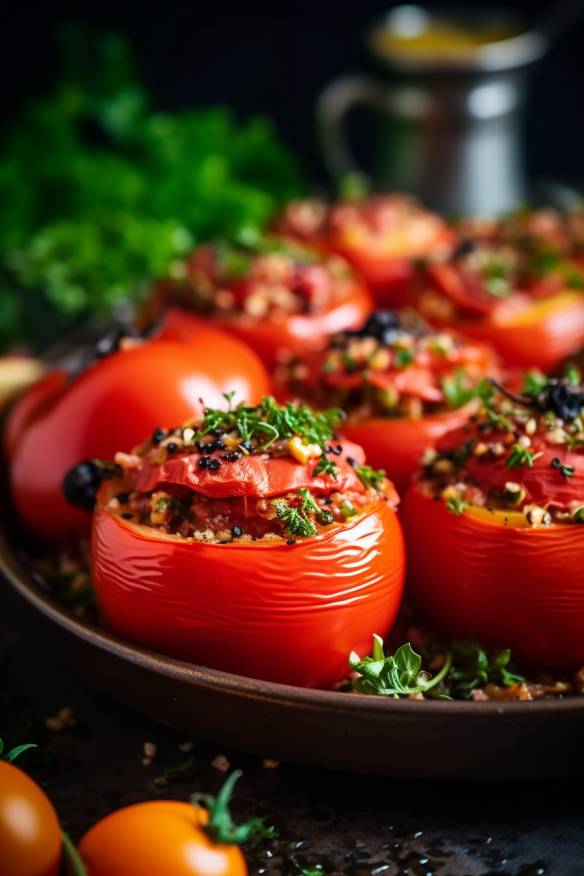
[
  {"xmin": 401, "ymin": 485, "xmax": 584, "ymax": 670},
  {"xmin": 342, "ymin": 402, "xmax": 477, "ymax": 494},
  {"xmin": 78, "ymin": 800, "xmax": 246, "ymax": 876},
  {"xmin": 7, "ymin": 335, "xmax": 270, "ymax": 545},
  {"xmin": 0, "ymin": 761, "xmax": 62, "ymax": 876},
  {"xmin": 91, "ymin": 496, "xmax": 405, "ymax": 688}
]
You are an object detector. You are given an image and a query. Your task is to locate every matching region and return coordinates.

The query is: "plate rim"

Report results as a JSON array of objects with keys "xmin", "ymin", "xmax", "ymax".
[{"xmin": 3, "ymin": 525, "xmax": 584, "ymax": 718}]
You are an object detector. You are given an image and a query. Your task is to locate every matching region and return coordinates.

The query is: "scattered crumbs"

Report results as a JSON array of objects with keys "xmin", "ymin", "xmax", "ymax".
[
  {"xmin": 45, "ymin": 706, "xmax": 76, "ymax": 733},
  {"xmin": 178, "ymin": 741, "xmax": 193, "ymax": 753},
  {"xmin": 143, "ymin": 741, "xmax": 157, "ymax": 759},
  {"xmin": 211, "ymin": 754, "xmax": 231, "ymax": 772},
  {"xmin": 262, "ymin": 758, "xmax": 280, "ymax": 769}
]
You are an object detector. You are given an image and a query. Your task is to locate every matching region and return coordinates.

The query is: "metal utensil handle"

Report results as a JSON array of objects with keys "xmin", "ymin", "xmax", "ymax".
[{"xmin": 316, "ymin": 75, "xmax": 387, "ymax": 181}]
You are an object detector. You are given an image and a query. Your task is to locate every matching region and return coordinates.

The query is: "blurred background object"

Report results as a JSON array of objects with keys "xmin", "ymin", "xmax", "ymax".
[
  {"xmin": 1, "ymin": 0, "xmax": 583, "ymax": 355},
  {"xmin": 318, "ymin": 4, "xmax": 547, "ymax": 215}
]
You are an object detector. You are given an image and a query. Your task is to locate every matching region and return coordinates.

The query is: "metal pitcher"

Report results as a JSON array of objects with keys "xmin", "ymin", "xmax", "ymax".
[{"xmin": 317, "ymin": 5, "xmax": 548, "ymax": 216}]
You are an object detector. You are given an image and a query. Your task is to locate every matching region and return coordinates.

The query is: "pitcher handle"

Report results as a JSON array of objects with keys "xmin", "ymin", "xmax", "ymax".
[{"xmin": 316, "ymin": 75, "xmax": 387, "ymax": 182}]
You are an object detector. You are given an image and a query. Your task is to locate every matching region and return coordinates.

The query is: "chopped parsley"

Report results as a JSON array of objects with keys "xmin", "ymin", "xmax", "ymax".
[
  {"xmin": 445, "ymin": 495, "xmax": 467, "ymax": 516},
  {"xmin": 355, "ymin": 464, "xmax": 386, "ymax": 491},
  {"xmin": 441, "ymin": 368, "xmax": 477, "ymax": 410},
  {"xmin": 195, "ymin": 396, "xmax": 344, "ymax": 456}
]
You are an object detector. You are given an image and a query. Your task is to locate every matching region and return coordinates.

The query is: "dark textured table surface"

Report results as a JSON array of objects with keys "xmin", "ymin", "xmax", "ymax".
[{"xmin": 2, "ymin": 588, "xmax": 584, "ymax": 876}]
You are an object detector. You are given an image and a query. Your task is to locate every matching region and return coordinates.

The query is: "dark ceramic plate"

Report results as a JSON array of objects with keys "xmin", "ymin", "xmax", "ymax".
[{"xmin": 2, "ymin": 522, "xmax": 583, "ymax": 781}]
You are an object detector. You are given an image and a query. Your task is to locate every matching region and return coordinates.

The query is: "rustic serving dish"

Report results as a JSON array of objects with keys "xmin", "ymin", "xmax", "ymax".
[{"xmin": 2, "ymin": 517, "xmax": 583, "ymax": 781}]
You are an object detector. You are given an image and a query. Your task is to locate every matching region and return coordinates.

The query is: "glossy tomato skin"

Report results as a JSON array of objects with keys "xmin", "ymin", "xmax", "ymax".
[
  {"xmin": 458, "ymin": 291, "xmax": 584, "ymax": 371},
  {"xmin": 0, "ymin": 761, "xmax": 62, "ymax": 876},
  {"xmin": 91, "ymin": 500, "xmax": 405, "ymax": 688},
  {"xmin": 157, "ymin": 277, "xmax": 372, "ymax": 370},
  {"xmin": 8, "ymin": 336, "xmax": 270, "ymax": 545},
  {"xmin": 78, "ymin": 801, "xmax": 246, "ymax": 876},
  {"xmin": 342, "ymin": 402, "xmax": 477, "ymax": 495},
  {"xmin": 420, "ymin": 264, "xmax": 584, "ymax": 370},
  {"xmin": 401, "ymin": 485, "xmax": 584, "ymax": 671}
]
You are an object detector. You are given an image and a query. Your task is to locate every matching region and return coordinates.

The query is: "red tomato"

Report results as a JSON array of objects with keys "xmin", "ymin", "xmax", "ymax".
[
  {"xmin": 401, "ymin": 485, "xmax": 584, "ymax": 670},
  {"xmin": 7, "ymin": 334, "xmax": 270, "ymax": 545},
  {"xmin": 277, "ymin": 195, "xmax": 455, "ymax": 308},
  {"xmin": 91, "ymin": 497, "xmax": 405, "ymax": 688},
  {"xmin": 419, "ymin": 263, "xmax": 584, "ymax": 370},
  {"xmin": 78, "ymin": 800, "xmax": 246, "ymax": 876},
  {"xmin": 0, "ymin": 761, "xmax": 62, "ymax": 876},
  {"xmin": 157, "ymin": 278, "xmax": 372, "ymax": 370},
  {"xmin": 342, "ymin": 402, "xmax": 478, "ymax": 494}
]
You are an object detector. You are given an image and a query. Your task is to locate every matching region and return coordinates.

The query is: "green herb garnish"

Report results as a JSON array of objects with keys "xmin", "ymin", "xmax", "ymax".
[
  {"xmin": 522, "ymin": 370, "xmax": 549, "ymax": 397},
  {"xmin": 196, "ymin": 396, "xmax": 344, "ymax": 458},
  {"xmin": 449, "ymin": 640, "xmax": 524, "ymax": 697},
  {"xmin": 312, "ymin": 456, "xmax": 339, "ymax": 479},
  {"xmin": 394, "ymin": 348, "xmax": 415, "ymax": 368},
  {"xmin": 445, "ymin": 495, "xmax": 467, "ymax": 516},
  {"xmin": 349, "ymin": 636, "xmax": 452, "ymax": 698},
  {"xmin": 441, "ymin": 368, "xmax": 477, "ymax": 410},
  {"xmin": 506, "ymin": 444, "xmax": 541, "ymax": 469},
  {"xmin": 355, "ymin": 464, "xmax": 386, "ymax": 491}
]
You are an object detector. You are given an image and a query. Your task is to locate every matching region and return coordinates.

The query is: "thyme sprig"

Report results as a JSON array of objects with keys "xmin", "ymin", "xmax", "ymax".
[
  {"xmin": 355, "ymin": 465, "xmax": 386, "ymax": 491},
  {"xmin": 349, "ymin": 636, "xmax": 452, "ymax": 698},
  {"xmin": 506, "ymin": 444, "xmax": 542, "ymax": 469}
]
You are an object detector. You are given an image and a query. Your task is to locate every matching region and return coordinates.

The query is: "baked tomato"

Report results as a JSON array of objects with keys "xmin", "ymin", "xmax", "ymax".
[
  {"xmin": 402, "ymin": 376, "xmax": 584, "ymax": 670},
  {"xmin": 84, "ymin": 397, "xmax": 405, "ymax": 687},
  {"xmin": 78, "ymin": 771, "xmax": 264, "ymax": 876},
  {"xmin": 7, "ymin": 333, "xmax": 269, "ymax": 545},
  {"xmin": 0, "ymin": 760, "xmax": 62, "ymax": 876},
  {"xmin": 151, "ymin": 238, "xmax": 372, "ymax": 368},
  {"xmin": 414, "ymin": 211, "xmax": 584, "ymax": 370},
  {"xmin": 276, "ymin": 194, "xmax": 454, "ymax": 308},
  {"xmin": 277, "ymin": 310, "xmax": 497, "ymax": 493}
]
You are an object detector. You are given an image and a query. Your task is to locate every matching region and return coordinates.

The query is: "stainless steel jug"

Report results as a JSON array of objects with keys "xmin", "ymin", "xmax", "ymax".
[{"xmin": 317, "ymin": 5, "xmax": 548, "ymax": 216}]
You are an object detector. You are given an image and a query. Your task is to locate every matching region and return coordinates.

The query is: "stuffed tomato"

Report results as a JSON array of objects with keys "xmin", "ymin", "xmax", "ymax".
[
  {"xmin": 402, "ymin": 375, "xmax": 584, "ymax": 670},
  {"xmin": 151, "ymin": 238, "xmax": 372, "ymax": 369},
  {"xmin": 276, "ymin": 193, "xmax": 454, "ymax": 308},
  {"xmin": 413, "ymin": 208, "xmax": 584, "ymax": 370},
  {"xmin": 7, "ymin": 329, "xmax": 269, "ymax": 546},
  {"xmin": 87, "ymin": 397, "xmax": 405, "ymax": 687},
  {"xmin": 277, "ymin": 310, "xmax": 497, "ymax": 493}
]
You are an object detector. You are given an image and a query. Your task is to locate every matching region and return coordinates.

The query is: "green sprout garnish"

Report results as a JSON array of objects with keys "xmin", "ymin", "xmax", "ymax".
[
  {"xmin": 312, "ymin": 456, "xmax": 339, "ymax": 479},
  {"xmin": 349, "ymin": 636, "xmax": 452, "ymax": 698},
  {"xmin": 355, "ymin": 465, "xmax": 386, "ymax": 491},
  {"xmin": 192, "ymin": 770, "xmax": 275, "ymax": 845},
  {"xmin": 275, "ymin": 489, "xmax": 334, "ymax": 538}
]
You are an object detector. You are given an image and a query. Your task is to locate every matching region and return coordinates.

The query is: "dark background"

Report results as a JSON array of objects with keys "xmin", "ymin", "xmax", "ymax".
[{"xmin": 1, "ymin": 0, "xmax": 584, "ymax": 183}]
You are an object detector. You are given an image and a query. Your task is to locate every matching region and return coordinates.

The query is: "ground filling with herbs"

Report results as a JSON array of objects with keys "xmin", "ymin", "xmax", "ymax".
[
  {"xmin": 279, "ymin": 311, "xmax": 489, "ymax": 420},
  {"xmin": 419, "ymin": 372, "xmax": 584, "ymax": 526},
  {"xmin": 163, "ymin": 238, "xmax": 355, "ymax": 319}
]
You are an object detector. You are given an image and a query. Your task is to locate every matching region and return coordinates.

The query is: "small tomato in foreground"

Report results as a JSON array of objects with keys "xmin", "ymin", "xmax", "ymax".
[
  {"xmin": 0, "ymin": 760, "xmax": 62, "ymax": 876},
  {"xmin": 78, "ymin": 772, "xmax": 268, "ymax": 876}
]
